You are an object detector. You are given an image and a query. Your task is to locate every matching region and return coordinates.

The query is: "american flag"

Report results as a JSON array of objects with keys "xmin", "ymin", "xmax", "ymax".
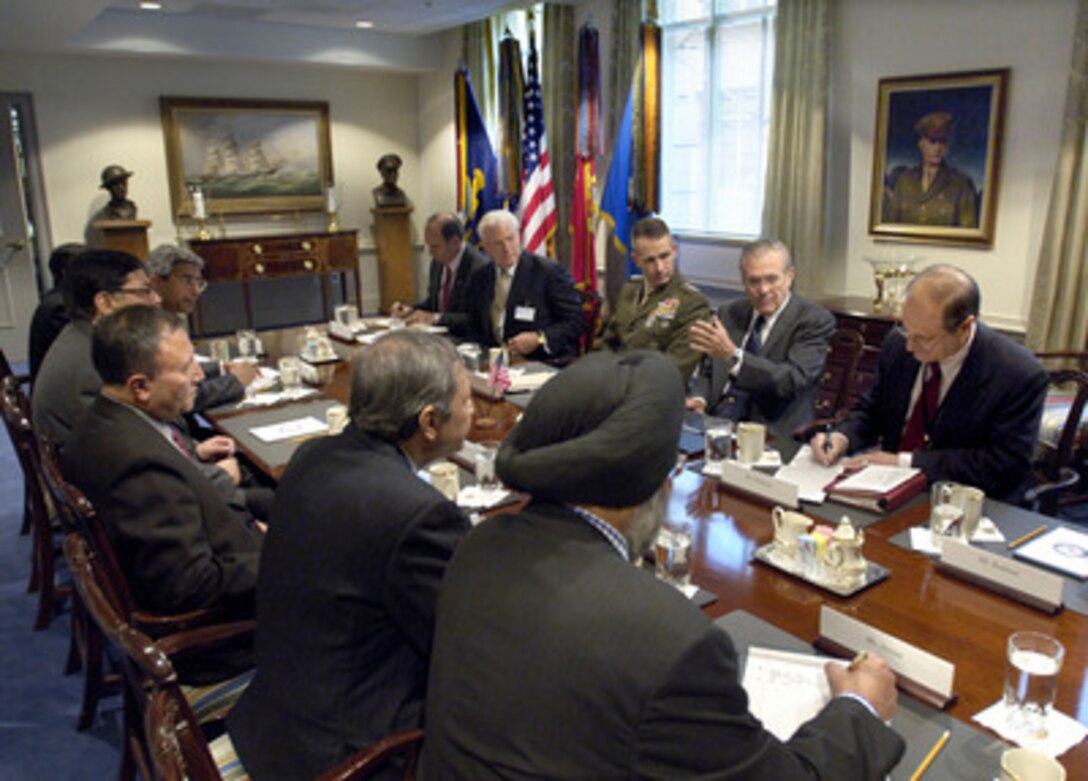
[
  {"xmin": 487, "ymin": 349, "xmax": 511, "ymax": 396},
  {"xmin": 518, "ymin": 34, "xmax": 557, "ymax": 256}
]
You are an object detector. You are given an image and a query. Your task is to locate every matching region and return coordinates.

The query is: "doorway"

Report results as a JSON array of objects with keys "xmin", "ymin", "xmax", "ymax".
[{"xmin": 0, "ymin": 93, "xmax": 51, "ymax": 363}]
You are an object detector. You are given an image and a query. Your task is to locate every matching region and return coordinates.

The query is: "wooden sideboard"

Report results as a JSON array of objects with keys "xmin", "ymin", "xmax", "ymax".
[
  {"xmin": 817, "ymin": 295, "xmax": 897, "ymax": 409},
  {"xmin": 188, "ymin": 229, "xmax": 360, "ymax": 336}
]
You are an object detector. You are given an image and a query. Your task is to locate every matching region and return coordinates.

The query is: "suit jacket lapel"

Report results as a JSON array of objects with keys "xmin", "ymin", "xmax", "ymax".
[
  {"xmin": 931, "ymin": 326, "xmax": 987, "ymax": 439},
  {"xmin": 504, "ymin": 253, "xmax": 530, "ymax": 330},
  {"xmin": 761, "ymin": 297, "xmax": 800, "ymax": 358}
]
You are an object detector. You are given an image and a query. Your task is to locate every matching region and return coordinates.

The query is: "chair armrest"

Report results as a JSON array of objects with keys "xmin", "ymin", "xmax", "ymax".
[
  {"xmin": 315, "ymin": 728, "xmax": 423, "ymax": 781},
  {"xmin": 1023, "ymin": 467, "xmax": 1080, "ymax": 516}
]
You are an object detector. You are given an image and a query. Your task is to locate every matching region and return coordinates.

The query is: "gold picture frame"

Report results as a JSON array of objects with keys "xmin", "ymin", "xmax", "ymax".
[
  {"xmin": 869, "ymin": 68, "xmax": 1009, "ymax": 248},
  {"xmin": 161, "ymin": 96, "xmax": 333, "ymax": 217}
]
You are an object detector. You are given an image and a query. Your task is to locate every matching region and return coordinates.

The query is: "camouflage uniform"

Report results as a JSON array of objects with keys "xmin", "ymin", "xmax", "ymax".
[{"xmin": 595, "ymin": 272, "xmax": 710, "ymax": 380}]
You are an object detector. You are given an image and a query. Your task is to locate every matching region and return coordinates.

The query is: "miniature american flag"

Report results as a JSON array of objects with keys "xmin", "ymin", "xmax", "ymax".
[{"xmin": 487, "ymin": 349, "xmax": 512, "ymax": 396}]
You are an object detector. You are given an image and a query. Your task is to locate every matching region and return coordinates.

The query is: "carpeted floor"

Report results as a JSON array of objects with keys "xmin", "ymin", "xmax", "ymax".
[{"xmin": 0, "ymin": 368, "xmax": 121, "ymax": 780}]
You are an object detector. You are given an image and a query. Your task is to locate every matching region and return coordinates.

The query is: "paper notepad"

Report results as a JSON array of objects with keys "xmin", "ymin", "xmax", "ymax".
[
  {"xmin": 776, "ymin": 445, "xmax": 845, "ymax": 503},
  {"xmin": 741, "ymin": 647, "xmax": 832, "ymax": 741},
  {"xmin": 833, "ymin": 465, "xmax": 919, "ymax": 493},
  {"xmin": 1013, "ymin": 526, "xmax": 1088, "ymax": 579},
  {"xmin": 249, "ymin": 416, "xmax": 328, "ymax": 443}
]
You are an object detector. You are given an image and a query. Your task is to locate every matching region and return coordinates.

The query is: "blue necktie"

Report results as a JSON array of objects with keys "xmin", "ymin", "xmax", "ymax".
[{"xmin": 745, "ymin": 315, "xmax": 766, "ymax": 355}]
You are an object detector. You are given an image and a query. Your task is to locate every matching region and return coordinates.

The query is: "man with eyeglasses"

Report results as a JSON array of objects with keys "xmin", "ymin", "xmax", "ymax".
[
  {"xmin": 146, "ymin": 244, "xmax": 258, "ymax": 410},
  {"xmin": 32, "ymin": 249, "xmax": 161, "ymax": 448},
  {"xmin": 688, "ymin": 239, "xmax": 835, "ymax": 439},
  {"xmin": 812, "ymin": 264, "xmax": 1047, "ymax": 502}
]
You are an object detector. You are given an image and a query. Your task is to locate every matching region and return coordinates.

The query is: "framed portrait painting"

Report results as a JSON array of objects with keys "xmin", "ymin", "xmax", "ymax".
[
  {"xmin": 161, "ymin": 96, "xmax": 333, "ymax": 216},
  {"xmin": 869, "ymin": 68, "xmax": 1009, "ymax": 248}
]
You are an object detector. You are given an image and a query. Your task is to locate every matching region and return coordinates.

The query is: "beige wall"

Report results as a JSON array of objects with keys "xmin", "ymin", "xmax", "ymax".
[
  {"xmin": 827, "ymin": 0, "xmax": 1077, "ymax": 332},
  {"xmin": 0, "ymin": 49, "xmax": 453, "ymax": 312}
]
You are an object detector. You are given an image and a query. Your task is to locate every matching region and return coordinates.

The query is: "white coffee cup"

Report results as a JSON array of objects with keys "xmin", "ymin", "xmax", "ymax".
[
  {"xmin": 428, "ymin": 462, "xmax": 460, "ymax": 502},
  {"xmin": 736, "ymin": 422, "xmax": 766, "ymax": 465},
  {"xmin": 955, "ymin": 485, "xmax": 985, "ymax": 541},
  {"xmin": 1000, "ymin": 748, "xmax": 1066, "ymax": 781},
  {"xmin": 325, "ymin": 405, "xmax": 349, "ymax": 435}
]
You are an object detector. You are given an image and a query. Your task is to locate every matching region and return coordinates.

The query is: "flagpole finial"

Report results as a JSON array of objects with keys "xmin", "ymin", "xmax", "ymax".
[
  {"xmin": 503, "ymin": 26, "xmax": 514, "ymax": 39},
  {"xmin": 647, "ymin": 0, "xmax": 659, "ymax": 22}
]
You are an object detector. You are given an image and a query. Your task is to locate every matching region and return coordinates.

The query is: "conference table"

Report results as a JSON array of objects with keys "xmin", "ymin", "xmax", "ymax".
[{"xmin": 202, "ymin": 325, "xmax": 1088, "ymax": 779}]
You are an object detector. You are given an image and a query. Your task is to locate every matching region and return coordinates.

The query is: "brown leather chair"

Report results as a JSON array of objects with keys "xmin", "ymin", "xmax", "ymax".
[
  {"xmin": 794, "ymin": 327, "xmax": 865, "ymax": 442},
  {"xmin": 0, "ymin": 373, "xmax": 68, "ymax": 629}
]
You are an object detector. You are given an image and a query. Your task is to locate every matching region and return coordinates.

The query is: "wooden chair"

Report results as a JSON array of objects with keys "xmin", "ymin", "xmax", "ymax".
[
  {"xmin": 38, "ymin": 436, "xmax": 120, "ymax": 731},
  {"xmin": 0, "ymin": 373, "xmax": 69, "ymax": 629},
  {"xmin": 1025, "ymin": 366, "xmax": 1088, "ymax": 515},
  {"xmin": 316, "ymin": 729, "xmax": 423, "ymax": 781},
  {"xmin": 1, "ymin": 348, "xmax": 36, "ymax": 537},
  {"xmin": 794, "ymin": 327, "xmax": 865, "ymax": 442},
  {"xmin": 64, "ymin": 531, "xmax": 255, "ymax": 781}
]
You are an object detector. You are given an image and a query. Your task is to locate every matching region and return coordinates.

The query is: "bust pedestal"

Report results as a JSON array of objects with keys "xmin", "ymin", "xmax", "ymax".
[
  {"xmin": 91, "ymin": 219, "xmax": 151, "ymax": 260},
  {"xmin": 371, "ymin": 206, "xmax": 415, "ymax": 313}
]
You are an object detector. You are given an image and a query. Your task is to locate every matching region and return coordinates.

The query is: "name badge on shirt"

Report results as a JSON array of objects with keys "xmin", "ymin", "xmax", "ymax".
[{"xmin": 514, "ymin": 305, "xmax": 536, "ymax": 322}]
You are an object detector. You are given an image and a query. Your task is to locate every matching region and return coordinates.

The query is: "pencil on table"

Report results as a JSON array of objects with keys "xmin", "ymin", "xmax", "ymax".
[
  {"xmin": 1007, "ymin": 525, "xmax": 1048, "ymax": 550},
  {"xmin": 909, "ymin": 729, "xmax": 950, "ymax": 781}
]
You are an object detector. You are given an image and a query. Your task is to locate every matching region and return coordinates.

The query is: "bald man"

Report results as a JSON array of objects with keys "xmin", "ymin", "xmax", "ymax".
[{"xmin": 813, "ymin": 264, "xmax": 1046, "ymax": 502}]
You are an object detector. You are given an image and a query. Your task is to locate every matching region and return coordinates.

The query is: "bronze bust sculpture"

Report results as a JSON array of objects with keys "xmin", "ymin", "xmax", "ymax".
[
  {"xmin": 372, "ymin": 153, "xmax": 409, "ymax": 208},
  {"xmin": 99, "ymin": 164, "xmax": 138, "ymax": 220}
]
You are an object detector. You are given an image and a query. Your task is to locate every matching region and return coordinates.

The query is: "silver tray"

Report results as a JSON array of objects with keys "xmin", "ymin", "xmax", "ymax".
[{"xmin": 752, "ymin": 543, "xmax": 891, "ymax": 597}]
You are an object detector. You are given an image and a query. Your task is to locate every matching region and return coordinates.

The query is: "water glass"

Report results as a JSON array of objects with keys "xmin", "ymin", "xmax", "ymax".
[
  {"xmin": 704, "ymin": 417, "xmax": 734, "ymax": 472},
  {"xmin": 209, "ymin": 338, "xmax": 231, "ymax": 364},
  {"xmin": 474, "ymin": 440, "xmax": 500, "ymax": 490},
  {"xmin": 1004, "ymin": 631, "xmax": 1064, "ymax": 739},
  {"xmin": 236, "ymin": 329, "xmax": 258, "ymax": 359},
  {"xmin": 655, "ymin": 524, "xmax": 693, "ymax": 590},
  {"xmin": 457, "ymin": 343, "xmax": 482, "ymax": 374}
]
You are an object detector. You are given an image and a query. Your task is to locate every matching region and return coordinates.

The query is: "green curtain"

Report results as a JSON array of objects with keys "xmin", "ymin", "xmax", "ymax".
[
  {"xmin": 463, "ymin": 20, "xmax": 498, "ymax": 131},
  {"xmin": 1027, "ymin": 0, "xmax": 1088, "ymax": 353},
  {"xmin": 761, "ymin": 0, "xmax": 830, "ymax": 297},
  {"xmin": 544, "ymin": 3, "xmax": 575, "ymax": 266}
]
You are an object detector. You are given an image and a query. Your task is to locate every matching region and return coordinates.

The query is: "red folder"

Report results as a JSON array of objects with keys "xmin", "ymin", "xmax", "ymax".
[{"xmin": 824, "ymin": 468, "xmax": 928, "ymax": 513}]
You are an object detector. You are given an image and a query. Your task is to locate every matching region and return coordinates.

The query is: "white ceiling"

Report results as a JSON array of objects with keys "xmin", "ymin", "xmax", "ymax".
[{"xmin": 0, "ymin": 0, "xmax": 555, "ymax": 72}]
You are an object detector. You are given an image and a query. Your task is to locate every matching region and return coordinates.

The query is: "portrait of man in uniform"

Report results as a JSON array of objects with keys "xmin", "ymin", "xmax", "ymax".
[{"xmin": 869, "ymin": 69, "xmax": 1008, "ymax": 247}]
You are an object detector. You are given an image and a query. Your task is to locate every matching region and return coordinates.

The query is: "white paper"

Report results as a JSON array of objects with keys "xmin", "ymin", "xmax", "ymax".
[
  {"xmin": 247, "ymin": 366, "xmax": 279, "ymax": 394},
  {"xmin": 249, "ymin": 416, "xmax": 328, "ymax": 443},
  {"xmin": 456, "ymin": 485, "xmax": 513, "ymax": 510},
  {"xmin": 237, "ymin": 387, "xmax": 318, "ymax": 408},
  {"xmin": 909, "ymin": 518, "xmax": 1007, "ymax": 555},
  {"xmin": 742, "ymin": 647, "xmax": 833, "ymax": 741},
  {"xmin": 776, "ymin": 445, "xmax": 845, "ymax": 503},
  {"xmin": 834, "ymin": 465, "xmax": 920, "ymax": 493},
  {"xmin": 973, "ymin": 700, "xmax": 1088, "ymax": 757},
  {"xmin": 1014, "ymin": 526, "xmax": 1088, "ymax": 579}
]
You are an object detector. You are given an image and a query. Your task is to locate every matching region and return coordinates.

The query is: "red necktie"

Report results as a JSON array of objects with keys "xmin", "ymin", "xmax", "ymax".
[
  {"xmin": 168, "ymin": 425, "xmax": 195, "ymax": 462},
  {"xmin": 439, "ymin": 267, "xmax": 453, "ymax": 313},
  {"xmin": 901, "ymin": 362, "xmax": 941, "ymax": 451}
]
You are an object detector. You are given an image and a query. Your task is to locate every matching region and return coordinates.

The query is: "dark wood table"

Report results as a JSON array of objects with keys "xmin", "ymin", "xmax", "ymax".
[{"xmin": 204, "ymin": 326, "xmax": 1088, "ymax": 776}]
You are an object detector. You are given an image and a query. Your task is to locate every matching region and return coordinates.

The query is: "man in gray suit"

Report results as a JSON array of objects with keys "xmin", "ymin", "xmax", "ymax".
[
  {"xmin": 422, "ymin": 350, "xmax": 903, "ymax": 779},
  {"xmin": 688, "ymin": 239, "xmax": 834, "ymax": 439},
  {"xmin": 32, "ymin": 249, "xmax": 160, "ymax": 447}
]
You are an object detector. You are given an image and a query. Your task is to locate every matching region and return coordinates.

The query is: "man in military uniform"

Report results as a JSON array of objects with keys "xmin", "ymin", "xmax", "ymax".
[
  {"xmin": 883, "ymin": 111, "xmax": 978, "ymax": 227},
  {"xmin": 594, "ymin": 216, "xmax": 710, "ymax": 379}
]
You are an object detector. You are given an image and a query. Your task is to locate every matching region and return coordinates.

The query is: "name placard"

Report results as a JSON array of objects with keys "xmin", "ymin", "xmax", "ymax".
[
  {"xmin": 817, "ymin": 606, "xmax": 957, "ymax": 709},
  {"xmin": 937, "ymin": 542, "xmax": 1063, "ymax": 614},
  {"xmin": 718, "ymin": 460, "xmax": 799, "ymax": 508}
]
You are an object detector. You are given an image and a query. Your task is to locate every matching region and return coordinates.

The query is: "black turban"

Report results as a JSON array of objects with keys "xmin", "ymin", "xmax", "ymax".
[{"xmin": 496, "ymin": 350, "xmax": 684, "ymax": 508}]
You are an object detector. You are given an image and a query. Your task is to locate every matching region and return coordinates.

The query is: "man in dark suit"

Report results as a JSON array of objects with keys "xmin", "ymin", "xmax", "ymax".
[
  {"xmin": 389, "ymin": 212, "xmax": 491, "ymax": 338},
  {"xmin": 32, "ymin": 249, "xmax": 160, "ymax": 448},
  {"xmin": 64, "ymin": 305, "xmax": 263, "ymax": 624},
  {"xmin": 688, "ymin": 239, "xmax": 834, "ymax": 438},
  {"xmin": 28, "ymin": 242, "xmax": 84, "ymax": 382},
  {"xmin": 813, "ymin": 264, "xmax": 1047, "ymax": 503},
  {"xmin": 468, "ymin": 208, "xmax": 584, "ymax": 362},
  {"xmin": 423, "ymin": 350, "xmax": 904, "ymax": 780},
  {"xmin": 228, "ymin": 330, "xmax": 473, "ymax": 780}
]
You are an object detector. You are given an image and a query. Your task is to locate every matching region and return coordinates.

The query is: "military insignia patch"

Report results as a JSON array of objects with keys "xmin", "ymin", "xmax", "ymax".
[{"xmin": 653, "ymin": 297, "xmax": 680, "ymax": 321}]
